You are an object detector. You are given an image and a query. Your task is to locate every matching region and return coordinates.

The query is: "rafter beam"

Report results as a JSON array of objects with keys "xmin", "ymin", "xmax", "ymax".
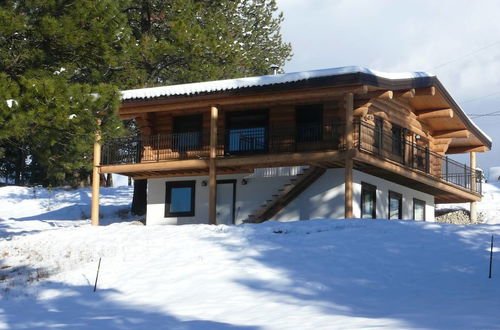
[
  {"xmin": 416, "ymin": 108, "xmax": 453, "ymax": 120},
  {"xmin": 415, "ymin": 86, "xmax": 436, "ymax": 96},
  {"xmin": 365, "ymin": 90, "xmax": 393, "ymax": 100},
  {"xmin": 353, "ymin": 106, "xmax": 369, "ymax": 117},
  {"xmin": 433, "ymin": 129, "xmax": 470, "ymax": 139},
  {"xmin": 394, "ymin": 89, "xmax": 415, "ymax": 98},
  {"xmin": 446, "ymin": 145, "xmax": 488, "ymax": 154}
]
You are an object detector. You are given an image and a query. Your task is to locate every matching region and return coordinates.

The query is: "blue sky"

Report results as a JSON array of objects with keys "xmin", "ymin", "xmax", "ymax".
[{"xmin": 276, "ymin": 0, "xmax": 500, "ymax": 172}]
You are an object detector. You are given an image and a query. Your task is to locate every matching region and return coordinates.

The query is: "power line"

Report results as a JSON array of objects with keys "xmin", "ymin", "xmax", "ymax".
[
  {"xmin": 430, "ymin": 39, "xmax": 500, "ymax": 71},
  {"xmin": 468, "ymin": 109, "xmax": 500, "ymax": 119},
  {"xmin": 461, "ymin": 90, "xmax": 500, "ymax": 104}
]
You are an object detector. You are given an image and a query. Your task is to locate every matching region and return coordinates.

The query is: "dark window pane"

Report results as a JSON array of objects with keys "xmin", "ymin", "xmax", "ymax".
[
  {"xmin": 228, "ymin": 127, "xmax": 266, "ymax": 152},
  {"xmin": 172, "ymin": 131, "xmax": 202, "ymax": 151},
  {"xmin": 165, "ymin": 181, "xmax": 195, "ymax": 217},
  {"xmin": 389, "ymin": 191, "xmax": 402, "ymax": 220},
  {"xmin": 374, "ymin": 117, "xmax": 383, "ymax": 150},
  {"xmin": 296, "ymin": 104, "xmax": 323, "ymax": 142},
  {"xmin": 170, "ymin": 187, "xmax": 192, "ymax": 213},
  {"xmin": 392, "ymin": 125, "xmax": 404, "ymax": 156},
  {"xmin": 226, "ymin": 110, "xmax": 268, "ymax": 153},
  {"xmin": 173, "ymin": 115, "xmax": 202, "ymax": 151},
  {"xmin": 361, "ymin": 183, "xmax": 376, "ymax": 219},
  {"xmin": 413, "ymin": 199, "xmax": 425, "ymax": 221}
]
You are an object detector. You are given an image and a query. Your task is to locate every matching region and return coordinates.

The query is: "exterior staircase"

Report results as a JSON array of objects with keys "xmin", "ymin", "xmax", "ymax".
[{"xmin": 245, "ymin": 166, "xmax": 327, "ymax": 223}]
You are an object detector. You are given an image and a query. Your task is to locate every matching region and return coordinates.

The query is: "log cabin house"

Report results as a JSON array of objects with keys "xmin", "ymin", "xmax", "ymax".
[{"xmin": 92, "ymin": 66, "xmax": 492, "ymax": 225}]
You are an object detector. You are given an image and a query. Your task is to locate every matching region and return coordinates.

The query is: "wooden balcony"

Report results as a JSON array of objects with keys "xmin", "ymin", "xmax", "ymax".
[{"xmin": 99, "ymin": 121, "xmax": 481, "ymax": 202}]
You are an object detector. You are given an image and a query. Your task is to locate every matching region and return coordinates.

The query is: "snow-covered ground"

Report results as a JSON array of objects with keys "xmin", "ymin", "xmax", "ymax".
[{"xmin": 0, "ymin": 184, "xmax": 499, "ymax": 329}]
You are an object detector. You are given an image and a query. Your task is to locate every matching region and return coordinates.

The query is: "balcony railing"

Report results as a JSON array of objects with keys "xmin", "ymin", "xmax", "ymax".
[
  {"xmin": 100, "ymin": 120, "xmax": 481, "ymax": 194},
  {"xmin": 355, "ymin": 120, "xmax": 482, "ymax": 194},
  {"xmin": 101, "ymin": 122, "xmax": 344, "ymax": 165}
]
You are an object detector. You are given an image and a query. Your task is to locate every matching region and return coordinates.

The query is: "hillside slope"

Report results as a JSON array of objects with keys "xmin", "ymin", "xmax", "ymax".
[{"xmin": 0, "ymin": 184, "xmax": 499, "ymax": 328}]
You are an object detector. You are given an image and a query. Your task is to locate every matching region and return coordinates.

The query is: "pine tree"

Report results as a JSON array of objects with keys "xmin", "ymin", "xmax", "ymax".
[
  {"xmin": 121, "ymin": 0, "xmax": 292, "ymax": 215},
  {"xmin": 0, "ymin": 0, "xmax": 130, "ymax": 186},
  {"xmin": 0, "ymin": 0, "xmax": 291, "ymax": 202}
]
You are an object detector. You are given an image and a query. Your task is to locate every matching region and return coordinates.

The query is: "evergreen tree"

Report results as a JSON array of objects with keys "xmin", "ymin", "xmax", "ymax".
[
  {"xmin": 121, "ymin": 0, "xmax": 292, "ymax": 215},
  {"xmin": 0, "ymin": 0, "xmax": 130, "ymax": 186},
  {"xmin": 0, "ymin": 0, "xmax": 292, "ymax": 204}
]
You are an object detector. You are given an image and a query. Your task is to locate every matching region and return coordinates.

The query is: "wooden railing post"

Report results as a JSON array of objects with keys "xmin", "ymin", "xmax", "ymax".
[
  {"xmin": 208, "ymin": 105, "xmax": 219, "ymax": 225},
  {"xmin": 344, "ymin": 93, "xmax": 354, "ymax": 219},
  {"xmin": 470, "ymin": 151, "xmax": 477, "ymax": 222},
  {"xmin": 91, "ymin": 119, "xmax": 102, "ymax": 226}
]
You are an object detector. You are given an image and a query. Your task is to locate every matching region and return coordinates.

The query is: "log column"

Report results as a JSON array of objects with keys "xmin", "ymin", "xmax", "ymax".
[
  {"xmin": 344, "ymin": 93, "xmax": 354, "ymax": 219},
  {"xmin": 91, "ymin": 119, "xmax": 102, "ymax": 226},
  {"xmin": 208, "ymin": 105, "xmax": 219, "ymax": 225},
  {"xmin": 470, "ymin": 151, "xmax": 477, "ymax": 222}
]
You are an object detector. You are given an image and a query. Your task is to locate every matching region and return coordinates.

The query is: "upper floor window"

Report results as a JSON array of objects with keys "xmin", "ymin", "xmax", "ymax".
[
  {"xmin": 172, "ymin": 114, "xmax": 202, "ymax": 151},
  {"xmin": 226, "ymin": 110, "xmax": 268, "ymax": 154},
  {"xmin": 374, "ymin": 117, "xmax": 384, "ymax": 152},
  {"xmin": 296, "ymin": 104, "xmax": 323, "ymax": 142},
  {"xmin": 391, "ymin": 124, "xmax": 405, "ymax": 157}
]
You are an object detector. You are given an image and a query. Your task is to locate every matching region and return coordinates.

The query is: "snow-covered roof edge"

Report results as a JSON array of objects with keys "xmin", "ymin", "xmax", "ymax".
[
  {"xmin": 432, "ymin": 79, "xmax": 493, "ymax": 145},
  {"xmin": 120, "ymin": 66, "xmax": 491, "ymax": 148},
  {"xmin": 120, "ymin": 66, "xmax": 434, "ymax": 100}
]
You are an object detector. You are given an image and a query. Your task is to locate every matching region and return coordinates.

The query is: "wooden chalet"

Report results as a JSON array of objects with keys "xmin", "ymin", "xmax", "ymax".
[{"xmin": 90, "ymin": 67, "xmax": 492, "ymax": 225}]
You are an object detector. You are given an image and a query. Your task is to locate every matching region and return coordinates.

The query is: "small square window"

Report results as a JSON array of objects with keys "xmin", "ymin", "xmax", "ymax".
[
  {"xmin": 165, "ymin": 181, "xmax": 195, "ymax": 217},
  {"xmin": 413, "ymin": 198, "xmax": 426, "ymax": 221}
]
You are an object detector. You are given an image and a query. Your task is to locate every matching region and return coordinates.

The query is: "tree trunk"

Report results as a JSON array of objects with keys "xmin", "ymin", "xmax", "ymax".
[
  {"xmin": 131, "ymin": 179, "xmax": 147, "ymax": 216},
  {"xmin": 15, "ymin": 148, "xmax": 24, "ymax": 185}
]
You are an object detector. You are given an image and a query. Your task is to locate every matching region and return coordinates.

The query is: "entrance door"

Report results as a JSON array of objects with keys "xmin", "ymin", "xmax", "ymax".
[{"xmin": 216, "ymin": 180, "xmax": 236, "ymax": 225}]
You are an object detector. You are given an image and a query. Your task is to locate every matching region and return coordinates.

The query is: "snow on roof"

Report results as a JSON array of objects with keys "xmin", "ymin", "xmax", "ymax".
[
  {"xmin": 120, "ymin": 66, "xmax": 434, "ymax": 101},
  {"xmin": 120, "ymin": 66, "xmax": 491, "ymax": 146}
]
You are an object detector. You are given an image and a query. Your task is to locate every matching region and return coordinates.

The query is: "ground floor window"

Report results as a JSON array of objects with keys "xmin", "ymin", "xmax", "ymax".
[
  {"xmin": 361, "ymin": 182, "xmax": 377, "ymax": 219},
  {"xmin": 388, "ymin": 191, "xmax": 402, "ymax": 219},
  {"xmin": 165, "ymin": 181, "xmax": 196, "ymax": 217},
  {"xmin": 413, "ymin": 198, "xmax": 426, "ymax": 221}
]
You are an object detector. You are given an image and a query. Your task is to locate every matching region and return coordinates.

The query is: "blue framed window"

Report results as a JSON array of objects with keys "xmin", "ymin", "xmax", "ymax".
[{"xmin": 165, "ymin": 181, "xmax": 195, "ymax": 217}]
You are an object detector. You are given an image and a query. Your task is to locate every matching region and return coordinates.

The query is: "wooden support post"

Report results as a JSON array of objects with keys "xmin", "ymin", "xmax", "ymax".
[
  {"xmin": 91, "ymin": 119, "xmax": 102, "ymax": 226},
  {"xmin": 470, "ymin": 151, "xmax": 477, "ymax": 222},
  {"xmin": 208, "ymin": 105, "xmax": 218, "ymax": 225},
  {"xmin": 344, "ymin": 93, "xmax": 354, "ymax": 219}
]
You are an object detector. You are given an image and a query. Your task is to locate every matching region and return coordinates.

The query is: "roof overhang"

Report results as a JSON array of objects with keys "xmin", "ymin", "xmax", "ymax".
[{"xmin": 119, "ymin": 66, "xmax": 492, "ymax": 152}]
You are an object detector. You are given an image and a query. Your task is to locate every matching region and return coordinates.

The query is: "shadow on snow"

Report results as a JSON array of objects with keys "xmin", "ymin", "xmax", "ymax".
[
  {"xmin": 208, "ymin": 219, "xmax": 500, "ymax": 329},
  {"xmin": 0, "ymin": 261, "xmax": 258, "ymax": 330}
]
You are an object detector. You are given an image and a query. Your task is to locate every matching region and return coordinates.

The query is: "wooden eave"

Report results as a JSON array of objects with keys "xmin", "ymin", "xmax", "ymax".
[
  {"xmin": 119, "ymin": 72, "xmax": 491, "ymax": 154},
  {"xmin": 408, "ymin": 81, "xmax": 491, "ymax": 153}
]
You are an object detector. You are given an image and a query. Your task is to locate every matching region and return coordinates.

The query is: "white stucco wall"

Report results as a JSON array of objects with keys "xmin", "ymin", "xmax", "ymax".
[
  {"xmin": 352, "ymin": 170, "xmax": 435, "ymax": 222},
  {"xmin": 147, "ymin": 169, "xmax": 298, "ymax": 225},
  {"xmin": 147, "ymin": 167, "xmax": 435, "ymax": 225},
  {"xmin": 274, "ymin": 169, "xmax": 345, "ymax": 221}
]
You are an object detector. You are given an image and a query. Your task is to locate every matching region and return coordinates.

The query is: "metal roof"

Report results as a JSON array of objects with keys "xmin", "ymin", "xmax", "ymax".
[
  {"xmin": 119, "ymin": 66, "xmax": 491, "ymax": 147},
  {"xmin": 120, "ymin": 66, "xmax": 434, "ymax": 100}
]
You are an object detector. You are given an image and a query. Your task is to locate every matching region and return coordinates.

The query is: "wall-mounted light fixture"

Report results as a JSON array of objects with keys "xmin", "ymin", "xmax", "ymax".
[
  {"xmin": 415, "ymin": 134, "xmax": 421, "ymax": 140},
  {"xmin": 241, "ymin": 179, "xmax": 248, "ymax": 185},
  {"xmin": 201, "ymin": 180, "xmax": 207, "ymax": 186}
]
